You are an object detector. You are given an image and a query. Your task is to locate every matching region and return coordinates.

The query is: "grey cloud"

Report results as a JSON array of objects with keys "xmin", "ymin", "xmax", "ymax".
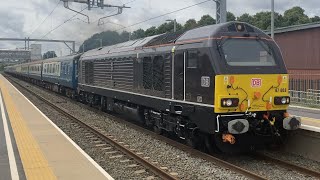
[{"xmin": 0, "ymin": 10, "xmax": 25, "ymax": 38}]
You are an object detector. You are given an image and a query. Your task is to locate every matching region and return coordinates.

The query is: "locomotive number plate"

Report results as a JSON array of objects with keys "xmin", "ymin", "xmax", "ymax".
[
  {"xmin": 251, "ymin": 78, "xmax": 262, "ymax": 88},
  {"xmin": 201, "ymin": 76, "xmax": 210, "ymax": 87}
]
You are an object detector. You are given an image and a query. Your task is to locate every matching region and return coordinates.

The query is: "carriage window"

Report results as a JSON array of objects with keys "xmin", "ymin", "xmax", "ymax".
[
  {"xmin": 188, "ymin": 51, "xmax": 198, "ymax": 68},
  {"xmin": 153, "ymin": 56, "xmax": 164, "ymax": 91},
  {"xmin": 143, "ymin": 57, "xmax": 152, "ymax": 90}
]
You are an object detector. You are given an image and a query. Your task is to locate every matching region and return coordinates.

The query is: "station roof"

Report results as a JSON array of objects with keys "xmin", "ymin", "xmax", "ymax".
[{"xmin": 266, "ymin": 22, "xmax": 320, "ymax": 34}]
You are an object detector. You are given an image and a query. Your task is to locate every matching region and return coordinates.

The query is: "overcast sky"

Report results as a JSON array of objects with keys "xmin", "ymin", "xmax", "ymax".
[{"xmin": 1, "ymin": 0, "xmax": 319, "ymax": 56}]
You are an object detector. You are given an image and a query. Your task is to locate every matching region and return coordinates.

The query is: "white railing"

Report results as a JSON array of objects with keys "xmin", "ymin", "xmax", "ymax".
[{"xmin": 289, "ymin": 73, "xmax": 320, "ymax": 107}]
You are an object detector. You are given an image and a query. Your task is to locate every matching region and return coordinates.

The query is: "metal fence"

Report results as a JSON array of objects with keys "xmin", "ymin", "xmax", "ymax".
[{"xmin": 289, "ymin": 73, "xmax": 320, "ymax": 107}]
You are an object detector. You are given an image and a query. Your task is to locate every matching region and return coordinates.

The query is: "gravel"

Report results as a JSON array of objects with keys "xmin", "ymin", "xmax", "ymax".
[
  {"xmin": 10, "ymin": 76, "xmax": 320, "ymax": 180},
  {"xmin": 221, "ymin": 155, "xmax": 318, "ymax": 180}
]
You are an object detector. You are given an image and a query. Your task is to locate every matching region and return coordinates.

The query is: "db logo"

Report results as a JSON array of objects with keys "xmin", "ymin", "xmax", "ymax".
[{"xmin": 251, "ymin": 78, "xmax": 262, "ymax": 87}]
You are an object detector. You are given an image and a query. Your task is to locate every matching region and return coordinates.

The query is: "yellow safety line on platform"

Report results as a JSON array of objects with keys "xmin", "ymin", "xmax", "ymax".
[
  {"xmin": 301, "ymin": 117, "xmax": 320, "ymax": 124},
  {"xmin": 0, "ymin": 81, "xmax": 57, "ymax": 180}
]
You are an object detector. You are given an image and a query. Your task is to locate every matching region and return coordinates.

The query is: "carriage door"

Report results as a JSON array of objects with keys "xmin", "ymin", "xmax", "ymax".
[{"xmin": 174, "ymin": 51, "xmax": 185, "ymax": 100}]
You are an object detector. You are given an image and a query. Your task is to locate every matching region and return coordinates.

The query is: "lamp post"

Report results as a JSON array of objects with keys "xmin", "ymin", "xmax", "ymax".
[
  {"xmin": 271, "ymin": 0, "xmax": 275, "ymax": 39},
  {"xmin": 166, "ymin": 19, "xmax": 177, "ymax": 32}
]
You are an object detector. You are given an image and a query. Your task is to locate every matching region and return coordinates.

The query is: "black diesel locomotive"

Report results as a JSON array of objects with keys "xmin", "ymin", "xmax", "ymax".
[{"xmin": 6, "ymin": 22, "xmax": 301, "ymax": 153}]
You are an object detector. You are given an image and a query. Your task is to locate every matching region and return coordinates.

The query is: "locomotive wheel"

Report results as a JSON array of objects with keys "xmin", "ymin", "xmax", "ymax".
[
  {"xmin": 186, "ymin": 130, "xmax": 199, "ymax": 148},
  {"xmin": 153, "ymin": 125, "xmax": 162, "ymax": 135},
  {"xmin": 205, "ymin": 134, "xmax": 219, "ymax": 154}
]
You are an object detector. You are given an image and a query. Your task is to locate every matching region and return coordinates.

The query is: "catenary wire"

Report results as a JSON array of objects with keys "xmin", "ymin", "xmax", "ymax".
[
  {"xmin": 114, "ymin": 0, "xmax": 211, "ymax": 32},
  {"xmin": 40, "ymin": 7, "xmax": 88, "ymax": 39},
  {"xmin": 29, "ymin": 0, "xmax": 61, "ymax": 37}
]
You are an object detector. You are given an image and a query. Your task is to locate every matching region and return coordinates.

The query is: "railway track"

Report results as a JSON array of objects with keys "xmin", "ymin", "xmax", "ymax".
[
  {"xmin": 7, "ymin": 75, "xmax": 320, "ymax": 179},
  {"xmin": 7, "ymin": 76, "xmax": 178, "ymax": 180},
  {"xmin": 254, "ymin": 152, "xmax": 320, "ymax": 178}
]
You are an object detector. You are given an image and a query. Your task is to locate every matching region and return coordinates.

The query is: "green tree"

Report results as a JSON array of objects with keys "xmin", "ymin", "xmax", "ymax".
[
  {"xmin": 252, "ymin": 11, "xmax": 283, "ymax": 30},
  {"xmin": 131, "ymin": 29, "xmax": 145, "ymax": 40},
  {"xmin": 43, "ymin": 51, "xmax": 57, "ymax": 59},
  {"xmin": 237, "ymin": 13, "xmax": 254, "ymax": 24},
  {"xmin": 157, "ymin": 22, "xmax": 173, "ymax": 34},
  {"xmin": 310, "ymin": 16, "xmax": 320, "ymax": 23},
  {"xmin": 283, "ymin": 6, "xmax": 311, "ymax": 26},
  {"xmin": 198, "ymin": 15, "xmax": 216, "ymax": 26},
  {"xmin": 227, "ymin": 12, "xmax": 236, "ymax": 22},
  {"xmin": 184, "ymin": 19, "xmax": 198, "ymax": 30},
  {"xmin": 78, "ymin": 31, "xmax": 126, "ymax": 52},
  {"xmin": 145, "ymin": 26, "xmax": 157, "ymax": 36},
  {"xmin": 120, "ymin": 31, "xmax": 131, "ymax": 41}
]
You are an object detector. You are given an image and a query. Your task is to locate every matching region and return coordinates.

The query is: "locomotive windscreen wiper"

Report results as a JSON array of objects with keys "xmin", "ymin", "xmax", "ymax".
[
  {"xmin": 255, "ymin": 37, "xmax": 273, "ymax": 56},
  {"xmin": 216, "ymin": 39, "xmax": 228, "ymax": 57}
]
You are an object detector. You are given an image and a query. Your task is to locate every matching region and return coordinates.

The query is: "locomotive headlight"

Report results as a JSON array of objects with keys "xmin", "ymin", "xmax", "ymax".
[
  {"xmin": 226, "ymin": 99, "xmax": 233, "ymax": 106},
  {"xmin": 274, "ymin": 96, "xmax": 290, "ymax": 105},
  {"xmin": 221, "ymin": 98, "xmax": 239, "ymax": 107}
]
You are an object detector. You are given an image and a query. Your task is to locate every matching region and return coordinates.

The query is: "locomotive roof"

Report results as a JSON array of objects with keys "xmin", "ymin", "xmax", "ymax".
[
  {"xmin": 42, "ymin": 54, "xmax": 81, "ymax": 63},
  {"xmin": 81, "ymin": 21, "xmax": 267, "ymax": 60},
  {"xmin": 80, "ymin": 34, "xmax": 160, "ymax": 60}
]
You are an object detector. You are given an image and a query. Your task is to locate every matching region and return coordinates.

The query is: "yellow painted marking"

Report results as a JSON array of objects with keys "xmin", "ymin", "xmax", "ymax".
[
  {"xmin": 301, "ymin": 117, "xmax": 320, "ymax": 124},
  {"xmin": 0, "ymin": 81, "xmax": 57, "ymax": 180}
]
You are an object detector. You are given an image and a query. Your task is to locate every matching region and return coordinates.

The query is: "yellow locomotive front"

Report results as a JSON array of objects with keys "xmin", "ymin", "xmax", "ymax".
[{"xmin": 212, "ymin": 29, "xmax": 301, "ymax": 151}]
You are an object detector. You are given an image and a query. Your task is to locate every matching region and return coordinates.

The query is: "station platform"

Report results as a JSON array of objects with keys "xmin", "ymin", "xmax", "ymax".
[
  {"xmin": 288, "ymin": 105, "xmax": 320, "ymax": 132},
  {"xmin": 0, "ymin": 75, "xmax": 113, "ymax": 180}
]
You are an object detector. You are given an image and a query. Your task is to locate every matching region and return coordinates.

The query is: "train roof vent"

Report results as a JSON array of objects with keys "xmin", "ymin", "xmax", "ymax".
[{"xmin": 144, "ymin": 31, "xmax": 185, "ymax": 47}]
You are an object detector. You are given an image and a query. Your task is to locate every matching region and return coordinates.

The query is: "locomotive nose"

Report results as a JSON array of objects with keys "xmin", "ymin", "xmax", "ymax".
[{"xmin": 283, "ymin": 116, "xmax": 301, "ymax": 130}]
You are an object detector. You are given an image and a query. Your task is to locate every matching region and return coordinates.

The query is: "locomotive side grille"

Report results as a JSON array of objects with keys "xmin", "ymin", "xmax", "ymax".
[
  {"xmin": 84, "ymin": 62, "xmax": 94, "ymax": 84},
  {"xmin": 113, "ymin": 58, "xmax": 134, "ymax": 91},
  {"xmin": 93, "ymin": 61, "xmax": 111, "ymax": 87},
  {"xmin": 87, "ymin": 58, "xmax": 134, "ymax": 91},
  {"xmin": 164, "ymin": 54, "xmax": 172, "ymax": 98}
]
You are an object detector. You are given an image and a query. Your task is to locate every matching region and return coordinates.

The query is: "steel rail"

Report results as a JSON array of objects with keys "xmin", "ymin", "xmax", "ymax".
[
  {"xmin": 255, "ymin": 152, "xmax": 320, "ymax": 178},
  {"xmin": 6, "ymin": 75, "xmax": 266, "ymax": 180},
  {"xmin": 7, "ymin": 76, "xmax": 178, "ymax": 180}
]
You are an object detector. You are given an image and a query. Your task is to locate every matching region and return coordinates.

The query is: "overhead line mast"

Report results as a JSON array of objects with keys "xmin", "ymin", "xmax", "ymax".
[
  {"xmin": 60, "ymin": 0, "xmax": 130, "ymax": 24},
  {"xmin": 214, "ymin": 0, "xmax": 227, "ymax": 24}
]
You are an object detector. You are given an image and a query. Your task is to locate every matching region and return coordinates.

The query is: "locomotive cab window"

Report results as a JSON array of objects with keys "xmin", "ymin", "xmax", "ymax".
[
  {"xmin": 187, "ymin": 50, "xmax": 198, "ymax": 68},
  {"xmin": 222, "ymin": 39, "xmax": 276, "ymax": 66}
]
